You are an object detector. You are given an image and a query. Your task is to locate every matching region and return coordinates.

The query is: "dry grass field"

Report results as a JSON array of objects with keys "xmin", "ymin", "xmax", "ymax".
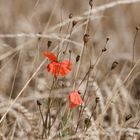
[{"xmin": 0, "ymin": 0, "xmax": 140, "ymax": 139}]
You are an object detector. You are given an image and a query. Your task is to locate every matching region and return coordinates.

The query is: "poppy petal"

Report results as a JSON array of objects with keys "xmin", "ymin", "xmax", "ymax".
[
  {"xmin": 68, "ymin": 91, "xmax": 83, "ymax": 109},
  {"xmin": 47, "ymin": 60, "xmax": 72, "ymax": 77},
  {"xmin": 59, "ymin": 60, "xmax": 72, "ymax": 76},
  {"xmin": 47, "ymin": 61, "xmax": 60, "ymax": 76},
  {"xmin": 43, "ymin": 51, "xmax": 57, "ymax": 61},
  {"xmin": 62, "ymin": 60, "xmax": 72, "ymax": 70}
]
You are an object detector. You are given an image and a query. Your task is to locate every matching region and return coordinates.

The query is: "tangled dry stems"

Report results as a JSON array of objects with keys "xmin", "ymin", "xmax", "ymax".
[{"xmin": 0, "ymin": 0, "xmax": 140, "ymax": 140}]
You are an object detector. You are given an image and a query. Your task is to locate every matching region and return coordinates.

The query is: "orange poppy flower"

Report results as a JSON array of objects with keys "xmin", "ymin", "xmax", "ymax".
[
  {"xmin": 43, "ymin": 51, "xmax": 57, "ymax": 61},
  {"xmin": 68, "ymin": 91, "xmax": 83, "ymax": 109},
  {"xmin": 43, "ymin": 51, "xmax": 72, "ymax": 76}
]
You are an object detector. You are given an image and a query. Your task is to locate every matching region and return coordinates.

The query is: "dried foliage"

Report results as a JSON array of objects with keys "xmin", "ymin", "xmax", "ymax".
[{"xmin": 0, "ymin": 0, "xmax": 140, "ymax": 140}]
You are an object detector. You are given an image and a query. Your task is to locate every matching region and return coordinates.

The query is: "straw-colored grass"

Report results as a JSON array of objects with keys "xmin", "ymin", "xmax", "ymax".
[{"xmin": 0, "ymin": 0, "xmax": 140, "ymax": 139}]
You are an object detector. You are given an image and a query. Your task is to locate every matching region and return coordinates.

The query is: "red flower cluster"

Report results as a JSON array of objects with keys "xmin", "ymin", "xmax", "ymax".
[
  {"xmin": 43, "ymin": 51, "xmax": 72, "ymax": 77},
  {"xmin": 68, "ymin": 90, "xmax": 83, "ymax": 109}
]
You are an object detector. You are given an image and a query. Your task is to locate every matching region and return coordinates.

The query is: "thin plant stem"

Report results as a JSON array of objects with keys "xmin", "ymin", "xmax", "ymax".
[
  {"xmin": 9, "ymin": 50, "xmax": 21, "ymax": 99},
  {"xmin": 96, "ymin": 57, "xmax": 140, "ymax": 125},
  {"xmin": 131, "ymin": 119, "xmax": 140, "ymax": 140},
  {"xmin": 131, "ymin": 27, "xmax": 139, "ymax": 68},
  {"xmin": 0, "ymin": 59, "xmax": 47, "ymax": 124},
  {"xmin": 75, "ymin": 63, "xmax": 92, "ymax": 133},
  {"xmin": 85, "ymin": 101, "xmax": 98, "ymax": 132},
  {"xmin": 0, "ymin": 52, "xmax": 18, "ymax": 73}
]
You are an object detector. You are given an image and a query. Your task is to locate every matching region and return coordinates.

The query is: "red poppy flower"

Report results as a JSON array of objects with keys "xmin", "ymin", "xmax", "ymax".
[
  {"xmin": 47, "ymin": 60, "xmax": 72, "ymax": 76},
  {"xmin": 43, "ymin": 51, "xmax": 57, "ymax": 61},
  {"xmin": 68, "ymin": 91, "xmax": 83, "ymax": 109},
  {"xmin": 43, "ymin": 51, "xmax": 72, "ymax": 76},
  {"xmin": 60, "ymin": 60, "xmax": 72, "ymax": 76}
]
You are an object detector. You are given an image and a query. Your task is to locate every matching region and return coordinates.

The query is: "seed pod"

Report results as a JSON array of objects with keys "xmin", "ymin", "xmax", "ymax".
[
  {"xmin": 37, "ymin": 100, "xmax": 42, "ymax": 106},
  {"xmin": 69, "ymin": 13, "xmax": 73, "ymax": 19},
  {"xmin": 102, "ymin": 47, "xmax": 107, "ymax": 52},
  {"xmin": 125, "ymin": 114, "xmax": 132, "ymax": 121},
  {"xmin": 76, "ymin": 55, "xmax": 80, "ymax": 62},
  {"xmin": 83, "ymin": 34, "xmax": 89, "ymax": 44},
  {"xmin": 111, "ymin": 61, "xmax": 118, "ymax": 70},
  {"xmin": 95, "ymin": 97, "xmax": 99, "ymax": 103},
  {"xmin": 78, "ymin": 91, "xmax": 81, "ymax": 95},
  {"xmin": 106, "ymin": 37, "xmax": 110, "ymax": 41},
  {"xmin": 136, "ymin": 26, "xmax": 139, "ymax": 31},
  {"xmin": 69, "ymin": 50, "xmax": 72, "ymax": 54},
  {"xmin": 72, "ymin": 20, "xmax": 77, "ymax": 27},
  {"xmin": 47, "ymin": 40, "xmax": 52, "ymax": 48},
  {"xmin": 89, "ymin": 0, "xmax": 93, "ymax": 9},
  {"xmin": 102, "ymin": 37, "xmax": 109, "ymax": 52}
]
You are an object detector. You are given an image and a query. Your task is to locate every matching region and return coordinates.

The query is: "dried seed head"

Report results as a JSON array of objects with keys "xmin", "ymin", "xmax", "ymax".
[
  {"xmin": 76, "ymin": 55, "xmax": 80, "ymax": 62},
  {"xmin": 95, "ymin": 97, "xmax": 99, "ymax": 103},
  {"xmin": 136, "ymin": 26, "xmax": 139, "ymax": 31},
  {"xmin": 69, "ymin": 50, "xmax": 72, "ymax": 54},
  {"xmin": 83, "ymin": 34, "xmax": 89, "ymax": 44},
  {"xmin": 84, "ymin": 118, "xmax": 91, "ymax": 127},
  {"xmin": 125, "ymin": 114, "xmax": 132, "ymax": 121},
  {"xmin": 106, "ymin": 37, "xmax": 110, "ymax": 41},
  {"xmin": 47, "ymin": 40, "xmax": 52, "ymax": 48},
  {"xmin": 89, "ymin": 0, "xmax": 93, "ymax": 9},
  {"xmin": 104, "ymin": 115, "xmax": 110, "ymax": 121},
  {"xmin": 111, "ymin": 61, "xmax": 118, "ymax": 70},
  {"xmin": 37, "ymin": 100, "xmax": 42, "ymax": 106},
  {"xmin": 102, "ymin": 47, "xmax": 107, "ymax": 52},
  {"xmin": 78, "ymin": 91, "xmax": 81, "ymax": 94},
  {"xmin": 62, "ymin": 83, "xmax": 65, "ymax": 87},
  {"xmin": 102, "ymin": 37, "xmax": 109, "ymax": 52},
  {"xmin": 69, "ymin": 13, "xmax": 73, "ymax": 19},
  {"xmin": 72, "ymin": 20, "xmax": 77, "ymax": 27}
]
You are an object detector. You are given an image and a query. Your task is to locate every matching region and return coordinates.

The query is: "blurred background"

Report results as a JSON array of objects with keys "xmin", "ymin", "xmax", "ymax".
[{"xmin": 0, "ymin": 0, "xmax": 140, "ymax": 139}]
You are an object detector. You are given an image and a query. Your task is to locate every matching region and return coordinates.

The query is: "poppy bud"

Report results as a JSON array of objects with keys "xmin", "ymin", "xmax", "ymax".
[
  {"xmin": 106, "ymin": 37, "xmax": 110, "ymax": 42},
  {"xmin": 69, "ymin": 13, "xmax": 73, "ymax": 19},
  {"xmin": 37, "ymin": 100, "xmax": 42, "ymax": 106},
  {"xmin": 83, "ymin": 34, "xmax": 89, "ymax": 44},
  {"xmin": 78, "ymin": 91, "xmax": 81, "ymax": 94},
  {"xmin": 111, "ymin": 61, "xmax": 118, "ymax": 70},
  {"xmin": 69, "ymin": 50, "xmax": 72, "ymax": 54},
  {"xmin": 72, "ymin": 20, "xmax": 77, "ymax": 27},
  {"xmin": 102, "ymin": 47, "xmax": 107, "ymax": 52},
  {"xmin": 62, "ymin": 83, "xmax": 65, "ymax": 87},
  {"xmin": 136, "ymin": 26, "xmax": 139, "ymax": 31},
  {"xmin": 125, "ymin": 114, "xmax": 132, "ymax": 121},
  {"xmin": 76, "ymin": 55, "xmax": 80, "ymax": 62},
  {"xmin": 102, "ymin": 37, "xmax": 109, "ymax": 52},
  {"xmin": 89, "ymin": 0, "xmax": 93, "ymax": 9},
  {"xmin": 47, "ymin": 40, "xmax": 52, "ymax": 48},
  {"xmin": 95, "ymin": 97, "xmax": 99, "ymax": 103}
]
